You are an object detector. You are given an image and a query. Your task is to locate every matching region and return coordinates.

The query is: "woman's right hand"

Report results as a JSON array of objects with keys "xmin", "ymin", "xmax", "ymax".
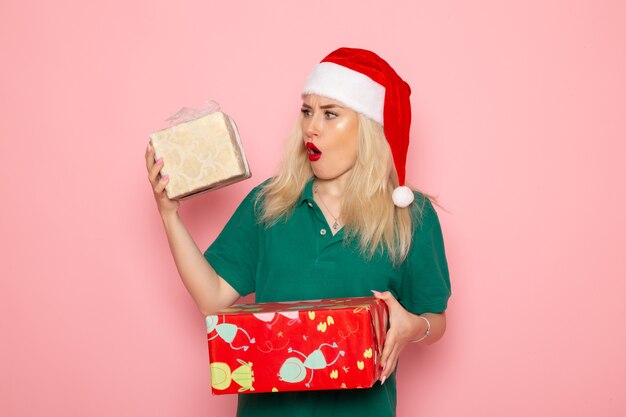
[{"xmin": 145, "ymin": 141, "xmax": 180, "ymax": 217}]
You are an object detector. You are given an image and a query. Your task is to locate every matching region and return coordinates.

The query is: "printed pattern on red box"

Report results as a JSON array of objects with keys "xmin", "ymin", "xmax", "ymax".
[{"xmin": 206, "ymin": 297, "xmax": 388, "ymax": 394}]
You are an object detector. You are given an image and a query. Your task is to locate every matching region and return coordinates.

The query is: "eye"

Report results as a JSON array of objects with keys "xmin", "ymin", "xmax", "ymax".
[
  {"xmin": 325, "ymin": 111, "xmax": 338, "ymax": 119},
  {"xmin": 300, "ymin": 108, "xmax": 312, "ymax": 117}
]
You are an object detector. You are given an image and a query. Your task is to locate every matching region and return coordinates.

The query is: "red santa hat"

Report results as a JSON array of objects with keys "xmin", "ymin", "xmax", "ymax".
[{"xmin": 302, "ymin": 47, "xmax": 414, "ymax": 208}]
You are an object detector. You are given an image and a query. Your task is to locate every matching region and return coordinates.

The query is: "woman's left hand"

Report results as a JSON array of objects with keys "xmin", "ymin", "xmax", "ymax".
[{"xmin": 372, "ymin": 290, "xmax": 427, "ymax": 384}]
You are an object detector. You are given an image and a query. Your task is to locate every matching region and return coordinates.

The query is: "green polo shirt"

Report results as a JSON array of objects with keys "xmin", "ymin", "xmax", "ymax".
[{"xmin": 204, "ymin": 177, "xmax": 451, "ymax": 417}]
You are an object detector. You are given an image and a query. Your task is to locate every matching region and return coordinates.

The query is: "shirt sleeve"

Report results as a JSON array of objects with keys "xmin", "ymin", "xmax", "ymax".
[
  {"xmin": 398, "ymin": 194, "xmax": 452, "ymax": 315},
  {"xmin": 203, "ymin": 184, "xmax": 265, "ymax": 297}
]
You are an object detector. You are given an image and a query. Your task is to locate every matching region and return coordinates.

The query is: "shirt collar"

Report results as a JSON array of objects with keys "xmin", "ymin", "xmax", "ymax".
[{"xmin": 297, "ymin": 177, "xmax": 316, "ymax": 206}]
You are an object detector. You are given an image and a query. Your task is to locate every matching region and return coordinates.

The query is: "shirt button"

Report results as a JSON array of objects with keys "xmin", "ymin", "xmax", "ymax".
[
  {"xmin": 308, "ymin": 202, "xmax": 313, "ymax": 208},
  {"xmin": 320, "ymin": 229, "xmax": 327, "ymax": 236}
]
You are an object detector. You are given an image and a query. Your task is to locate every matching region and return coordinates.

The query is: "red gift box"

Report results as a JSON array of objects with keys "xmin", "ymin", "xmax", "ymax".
[{"xmin": 206, "ymin": 297, "xmax": 388, "ymax": 394}]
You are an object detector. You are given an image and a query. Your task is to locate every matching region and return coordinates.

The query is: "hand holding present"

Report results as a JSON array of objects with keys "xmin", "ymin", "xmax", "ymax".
[
  {"xmin": 145, "ymin": 141, "xmax": 179, "ymax": 218},
  {"xmin": 371, "ymin": 290, "xmax": 443, "ymax": 384}
]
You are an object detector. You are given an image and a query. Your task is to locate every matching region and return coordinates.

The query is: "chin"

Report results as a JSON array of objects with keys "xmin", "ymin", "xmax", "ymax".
[
  {"xmin": 310, "ymin": 164, "xmax": 352, "ymax": 181},
  {"xmin": 309, "ymin": 164, "xmax": 330, "ymax": 179}
]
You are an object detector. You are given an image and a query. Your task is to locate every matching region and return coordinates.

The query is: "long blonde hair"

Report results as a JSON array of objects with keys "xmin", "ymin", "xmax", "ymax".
[{"xmin": 255, "ymin": 113, "xmax": 427, "ymax": 265}]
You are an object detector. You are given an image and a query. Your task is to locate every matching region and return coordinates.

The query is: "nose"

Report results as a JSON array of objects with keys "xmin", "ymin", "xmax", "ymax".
[{"xmin": 303, "ymin": 112, "xmax": 321, "ymax": 139}]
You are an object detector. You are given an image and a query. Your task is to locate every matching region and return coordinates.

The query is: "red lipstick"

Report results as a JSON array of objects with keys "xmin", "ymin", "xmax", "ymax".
[{"xmin": 306, "ymin": 142, "xmax": 322, "ymax": 161}]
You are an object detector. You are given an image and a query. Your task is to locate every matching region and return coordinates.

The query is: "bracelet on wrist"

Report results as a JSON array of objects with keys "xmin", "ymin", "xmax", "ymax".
[{"xmin": 410, "ymin": 315, "xmax": 431, "ymax": 343}]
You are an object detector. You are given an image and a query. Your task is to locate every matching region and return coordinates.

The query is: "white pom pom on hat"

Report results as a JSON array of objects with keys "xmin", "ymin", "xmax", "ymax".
[
  {"xmin": 392, "ymin": 186, "xmax": 415, "ymax": 208},
  {"xmin": 302, "ymin": 47, "xmax": 414, "ymax": 208}
]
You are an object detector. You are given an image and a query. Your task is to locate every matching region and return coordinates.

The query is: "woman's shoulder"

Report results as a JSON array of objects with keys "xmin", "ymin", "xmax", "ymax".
[
  {"xmin": 409, "ymin": 189, "xmax": 439, "ymax": 229},
  {"xmin": 411, "ymin": 190, "xmax": 429, "ymax": 206},
  {"xmin": 242, "ymin": 177, "xmax": 273, "ymax": 200},
  {"xmin": 235, "ymin": 177, "xmax": 274, "ymax": 218}
]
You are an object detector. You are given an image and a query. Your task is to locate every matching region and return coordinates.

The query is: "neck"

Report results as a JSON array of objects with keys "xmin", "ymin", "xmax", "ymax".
[
  {"xmin": 313, "ymin": 173, "xmax": 350, "ymax": 199},
  {"xmin": 313, "ymin": 175, "xmax": 346, "ymax": 233}
]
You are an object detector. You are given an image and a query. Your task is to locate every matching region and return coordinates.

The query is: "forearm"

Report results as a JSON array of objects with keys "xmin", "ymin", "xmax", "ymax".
[
  {"xmin": 161, "ymin": 213, "xmax": 239, "ymax": 315},
  {"xmin": 409, "ymin": 311, "xmax": 446, "ymax": 345}
]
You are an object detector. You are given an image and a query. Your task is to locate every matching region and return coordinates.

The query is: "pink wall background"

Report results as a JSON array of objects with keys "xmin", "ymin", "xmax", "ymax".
[{"xmin": 2, "ymin": 0, "xmax": 625, "ymax": 416}]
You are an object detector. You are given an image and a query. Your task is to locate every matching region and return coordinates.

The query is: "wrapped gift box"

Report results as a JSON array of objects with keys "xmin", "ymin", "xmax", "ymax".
[
  {"xmin": 206, "ymin": 297, "xmax": 388, "ymax": 395},
  {"xmin": 149, "ymin": 111, "xmax": 251, "ymax": 200}
]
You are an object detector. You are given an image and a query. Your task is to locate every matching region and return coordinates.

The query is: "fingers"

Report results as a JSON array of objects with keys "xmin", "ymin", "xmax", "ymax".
[
  {"xmin": 374, "ymin": 289, "xmax": 399, "ymax": 379},
  {"xmin": 145, "ymin": 141, "xmax": 171, "ymax": 196},
  {"xmin": 154, "ymin": 173, "xmax": 169, "ymax": 194},
  {"xmin": 148, "ymin": 157, "xmax": 164, "ymax": 186},
  {"xmin": 375, "ymin": 292, "xmax": 408, "ymax": 384},
  {"xmin": 145, "ymin": 141, "xmax": 155, "ymax": 172},
  {"xmin": 371, "ymin": 290, "xmax": 401, "ymax": 312},
  {"xmin": 383, "ymin": 356, "xmax": 398, "ymax": 382},
  {"xmin": 380, "ymin": 332, "xmax": 394, "ymax": 365},
  {"xmin": 146, "ymin": 141, "xmax": 163, "ymax": 184},
  {"xmin": 371, "ymin": 289, "xmax": 389, "ymax": 300},
  {"xmin": 380, "ymin": 343, "xmax": 399, "ymax": 383}
]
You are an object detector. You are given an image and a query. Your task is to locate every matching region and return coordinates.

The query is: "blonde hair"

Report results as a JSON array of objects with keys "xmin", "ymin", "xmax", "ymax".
[{"xmin": 256, "ymin": 113, "xmax": 428, "ymax": 265}]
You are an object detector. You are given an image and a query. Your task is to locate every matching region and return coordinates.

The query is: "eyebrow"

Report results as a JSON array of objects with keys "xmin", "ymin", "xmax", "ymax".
[{"xmin": 301, "ymin": 103, "xmax": 345, "ymax": 109}]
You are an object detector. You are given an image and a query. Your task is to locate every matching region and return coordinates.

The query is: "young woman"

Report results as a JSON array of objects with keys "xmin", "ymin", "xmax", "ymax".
[{"xmin": 145, "ymin": 47, "xmax": 451, "ymax": 417}]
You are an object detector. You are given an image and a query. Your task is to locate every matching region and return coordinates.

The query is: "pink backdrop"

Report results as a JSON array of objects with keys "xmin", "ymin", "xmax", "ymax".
[{"xmin": 2, "ymin": 1, "xmax": 625, "ymax": 416}]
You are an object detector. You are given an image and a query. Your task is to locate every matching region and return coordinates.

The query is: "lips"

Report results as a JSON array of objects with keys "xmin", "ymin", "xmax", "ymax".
[{"xmin": 305, "ymin": 142, "xmax": 322, "ymax": 161}]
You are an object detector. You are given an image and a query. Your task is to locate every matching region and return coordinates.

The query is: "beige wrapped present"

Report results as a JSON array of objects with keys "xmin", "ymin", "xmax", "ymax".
[{"xmin": 149, "ymin": 111, "xmax": 251, "ymax": 200}]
